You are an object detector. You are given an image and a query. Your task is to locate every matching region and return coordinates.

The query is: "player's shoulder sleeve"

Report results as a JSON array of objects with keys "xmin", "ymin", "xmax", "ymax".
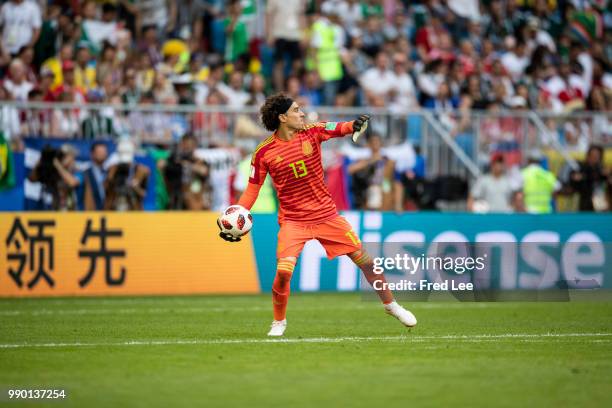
[
  {"xmin": 308, "ymin": 121, "xmax": 354, "ymax": 142},
  {"xmin": 249, "ymin": 136, "xmax": 274, "ymax": 185}
]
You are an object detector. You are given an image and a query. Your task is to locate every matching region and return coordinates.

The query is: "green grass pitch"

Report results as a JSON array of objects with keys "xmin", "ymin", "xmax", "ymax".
[{"xmin": 0, "ymin": 293, "xmax": 611, "ymax": 407}]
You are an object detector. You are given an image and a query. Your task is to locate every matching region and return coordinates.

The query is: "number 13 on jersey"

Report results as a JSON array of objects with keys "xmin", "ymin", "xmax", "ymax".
[{"xmin": 289, "ymin": 160, "xmax": 308, "ymax": 178}]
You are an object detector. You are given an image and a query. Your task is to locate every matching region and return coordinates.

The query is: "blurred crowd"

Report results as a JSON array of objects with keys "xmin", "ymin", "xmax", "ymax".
[
  {"xmin": 1, "ymin": 0, "xmax": 611, "ymax": 213},
  {"xmin": 0, "ymin": 0, "xmax": 610, "ymax": 127}
]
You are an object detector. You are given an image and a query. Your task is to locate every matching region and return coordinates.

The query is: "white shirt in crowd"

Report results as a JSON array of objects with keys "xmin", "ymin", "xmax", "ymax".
[
  {"xmin": 3, "ymin": 78, "xmax": 33, "ymax": 101},
  {"xmin": 359, "ymin": 67, "xmax": 396, "ymax": 98},
  {"xmin": 323, "ymin": 0, "xmax": 363, "ymax": 37},
  {"xmin": 447, "ymin": 0, "xmax": 481, "ymax": 21},
  {"xmin": 0, "ymin": 0, "xmax": 41, "ymax": 54},
  {"xmin": 0, "ymin": 105, "xmax": 20, "ymax": 140},
  {"xmin": 389, "ymin": 71, "xmax": 419, "ymax": 113},
  {"xmin": 417, "ymin": 71, "xmax": 445, "ymax": 98},
  {"xmin": 137, "ymin": 0, "xmax": 169, "ymax": 31},
  {"xmin": 471, "ymin": 173, "xmax": 515, "ymax": 213},
  {"xmin": 544, "ymin": 74, "xmax": 588, "ymax": 113},
  {"xmin": 266, "ymin": 0, "xmax": 304, "ymax": 41},
  {"xmin": 218, "ymin": 86, "xmax": 250, "ymax": 108},
  {"xmin": 501, "ymin": 51, "xmax": 530, "ymax": 83},
  {"xmin": 82, "ymin": 19, "xmax": 119, "ymax": 50}
]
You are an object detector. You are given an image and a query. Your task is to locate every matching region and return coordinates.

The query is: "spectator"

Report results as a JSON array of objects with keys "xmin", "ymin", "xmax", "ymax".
[
  {"xmin": 417, "ymin": 58, "xmax": 447, "ymax": 106},
  {"xmin": 16, "ymin": 45, "xmax": 36, "ymax": 84},
  {"xmin": 0, "ymin": 84, "xmax": 20, "ymax": 141},
  {"xmin": 83, "ymin": 142, "xmax": 109, "ymax": 210},
  {"xmin": 266, "ymin": 0, "xmax": 305, "ymax": 92},
  {"xmin": 38, "ymin": 66, "xmax": 55, "ymax": 101},
  {"xmin": 28, "ymin": 143, "xmax": 82, "ymax": 211},
  {"xmin": 136, "ymin": 0, "xmax": 177, "ymax": 38},
  {"xmin": 128, "ymin": 91, "xmax": 156, "ymax": 142},
  {"xmin": 521, "ymin": 151, "xmax": 561, "ymax": 214},
  {"xmin": 172, "ymin": 74, "xmax": 194, "ymax": 105},
  {"xmin": 300, "ymin": 70, "xmax": 323, "ymax": 107},
  {"xmin": 81, "ymin": 94, "xmax": 117, "ymax": 140},
  {"xmin": 545, "ymin": 61, "xmax": 588, "ymax": 113},
  {"xmin": 360, "ymin": 51, "xmax": 394, "ymax": 107},
  {"xmin": 174, "ymin": 0, "xmax": 206, "ymax": 50},
  {"xmin": 104, "ymin": 138, "xmax": 149, "ymax": 211},
  {"xmin": 347, "ymin": 133, "xmax": 396, "ymax": 210},
  {"xmin": 389, "ymin": 52, "xmax": 419, "ymax": 113},
  {"xmin": 457, "ymin": 39, "xmax": 478, "ymax": 77},
  {"xmin": 159, "ymin": 133, "xmax": 211, "ymax": 210},
  {"xmin": 284, "ymin": 74, "xmax": 303, "ymax": 105},
  {"xmin": 468, "ymin": 154, "xmax": 516, "ymax": 213},
  {"xmin": 360, "ymin": 15, "xmax": 384, "ymax": 57},
  {"xmin": 41, "ymin": 42, "xmax": 75, "ymax": 90},
  {"xmin": 341, "ymin": 34, "xmax": 370, "ymax": 88},
  {"xmin": 121, "ymin": 68, "xmax": 141, "ymax": 106},
  {"xmin": 3, "ymin": 58, "xmax": 33, "ymax": 101},
  {"xmin": 336, "ymin": 0, "xmax": 363, "ymax": 38},
  {"xmin": 482, "ymin": 0, "xmax": 514, "ymax": 47},
  {"xmin": 32, "ymin": 2, "xmax": 61, "ymax": 68},
  {"xmin": 51, "ymin": 60, "xmax": 86, "ymax": 103},
  {"xmin": 96, "ymin": 41, "xmax": 122, "ymax": 92},
  {"xmin": 569, "ymin": 144, "xmax": 609, "ymax": 211},
  {"xmin": 50, "ymin": 91, "xmax": 81, "ymax": 137},
  {"xmin": 135, "ymin": 53, "xmax": 155, "ymax": 93},
  {"xmin": 424, "ymin": 81, "xmax": 459, "ymax": 112},
  {"xmin": 161, "ymin": 93, "xmax": 189, "ymax": 142},
  {"xmin": 523, "ymin": 16, "xmax": 556, "ymax": 54},
  {"xmin": 501, "ymin": 39, "xmax": 530, "ymax": 84},
  {"xmin": 194, "ymin": 59, "xmax": 225, "ymax": 105},
  {"xmin": 219, "ymin": 70, "xmax": 250, "ymax": 107},
  {"xmin": 415, "ymin": 14, "xmax": 449, "ymax": 63},
  {"xmin": 193, "ymin": 89, "xmax": 229, "ymax": 140},
  {"xmin": 247, "ymin": 73, "xmax": 267, "ymax": 106},
  {"xmin": 151, "ymin": 69, "xmax": 176, "ymax": 103},
  {"xmin": 311, "ymin": 6, "xmax": 346, "ymax": 106},
  {"xmin": 74, "ymin": 43, "xmax": 97, "ymax": 93},
  {"xmin": 81, "ymin": 1, "xmax": 120, "ymax": 55},
  {"xmin": 0, "ymin": 0, "xmax": 41, "ymax": 57},
  {"xmin": 484, "ymin": 58, "xmax": 515, "ymax": 104},
  {"xmin": 139, "ymin": 25, "xmax": 163, "ymax": 68},
  {"xmin": 223, "ymin": 0, "xmax": 249, "ymax": 63},
  {"xmin": 561, "ymin": 120, "xmax": 590, "ymax": 154},
  {"xmin": 188, "ymin": 53, "xmax": 207, "ymax": 82}
]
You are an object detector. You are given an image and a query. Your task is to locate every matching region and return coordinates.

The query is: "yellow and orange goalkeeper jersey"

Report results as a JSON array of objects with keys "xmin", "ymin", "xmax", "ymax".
[{"xmin": 248, "ymin": 121, "xmax": 353, "ymax": 225}]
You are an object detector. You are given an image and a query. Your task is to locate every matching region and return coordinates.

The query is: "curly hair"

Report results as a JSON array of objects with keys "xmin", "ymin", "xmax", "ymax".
[{"xmin": 260, "ymin": 93, "xmax": 294, "ymax": 131}]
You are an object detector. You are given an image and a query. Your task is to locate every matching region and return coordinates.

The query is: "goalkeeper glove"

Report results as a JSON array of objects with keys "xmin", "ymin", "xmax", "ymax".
[
  {"xmin": 217, "ymin": 218, "xmax": 241, "ymax": 242},
  {"xmin": 352, "ymin": 114, "xmax": 370, "ymax": 142}
]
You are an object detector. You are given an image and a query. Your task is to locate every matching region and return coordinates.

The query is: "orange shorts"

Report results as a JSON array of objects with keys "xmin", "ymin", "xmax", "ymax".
[{"xmin": 277, "ymin": 215, "xmax": 361, "ymax": 260}]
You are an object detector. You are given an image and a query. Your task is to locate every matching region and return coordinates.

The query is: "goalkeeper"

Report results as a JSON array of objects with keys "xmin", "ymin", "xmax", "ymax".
[{"xmin": 218, "ymin": 94, "xmax": 417, "ymax": 336}]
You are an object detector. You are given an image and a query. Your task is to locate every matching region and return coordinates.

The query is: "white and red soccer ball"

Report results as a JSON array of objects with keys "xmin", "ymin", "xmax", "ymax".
[{"xmin": 219, "ymin": 205, "xmax": 253, "ymax": 237}]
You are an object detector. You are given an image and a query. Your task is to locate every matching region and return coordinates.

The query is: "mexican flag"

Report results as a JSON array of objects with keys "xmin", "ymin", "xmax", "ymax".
[{"xmin": 0, "ymin": 130, "xmax": 16, "ymax": 190}]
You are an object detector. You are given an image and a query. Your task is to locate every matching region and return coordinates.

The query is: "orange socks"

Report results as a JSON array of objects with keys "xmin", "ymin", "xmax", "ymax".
[{"xmin": 272, "ymin": 259, "xmax": 296, "ymax": 321}]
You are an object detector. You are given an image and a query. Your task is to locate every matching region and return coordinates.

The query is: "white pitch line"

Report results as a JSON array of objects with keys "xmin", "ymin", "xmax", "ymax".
[
  {"xmin": 0, "ymin": 303, "xmax": 509, "ymax": 316},
  {"xmin": 0, "ymin": 333, "xmax": 610, "ymax": 349}
]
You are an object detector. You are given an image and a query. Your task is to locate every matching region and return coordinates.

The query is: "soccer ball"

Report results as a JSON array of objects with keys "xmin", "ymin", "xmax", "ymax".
[{"xmin": 218, "ymin": 205, "xmax": 253, "ymax": 237}]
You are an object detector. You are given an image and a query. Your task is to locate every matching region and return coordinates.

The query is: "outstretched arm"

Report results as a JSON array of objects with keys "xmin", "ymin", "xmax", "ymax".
[{"xmin": 318, "ymin": 115, "xmax": 370, "ymax": 142}]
